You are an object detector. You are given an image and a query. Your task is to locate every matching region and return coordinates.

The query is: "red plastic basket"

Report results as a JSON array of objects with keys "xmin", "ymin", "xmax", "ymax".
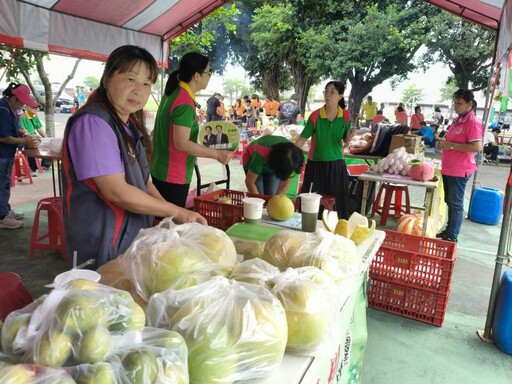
[
  {"xmin": 193, "ymin": 189, "xmax": 272, "ymax": 230},
  {"xmin": 367, "ymin": 278, "xmax": 450, "ymax": 326},
  {"xmin": 369, "ymin": 230, "xmax": 457, "ymax": 294}
]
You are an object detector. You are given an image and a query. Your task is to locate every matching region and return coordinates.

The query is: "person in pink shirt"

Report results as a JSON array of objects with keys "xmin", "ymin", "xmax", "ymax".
[
  {"xmin": 394, "ymin": 103, "xmax": 408, "ymax": 125},
  {"xmin": 435, "ymin": 89, "xmax": 483, "ymax": 242},
  {"xmin": 409, "ymin": 105, "xmax": 424, "ymax": 131}
]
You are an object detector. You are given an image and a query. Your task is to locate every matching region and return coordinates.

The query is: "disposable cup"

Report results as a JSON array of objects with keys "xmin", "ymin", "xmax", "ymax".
[
  {"xmin": 299, "ymin": 193, "xmax": 322, "ymax": 232},
  {"xmin": 54, "ymin": 269, "xmax": 101, "ymax": 286},
  {"xmin": 242, "ymin": 197, "xmax": 265, "ymax": 224},
  {"xmin": 299, "ymin": 193, "xmax": 322, "ymax": 213}
]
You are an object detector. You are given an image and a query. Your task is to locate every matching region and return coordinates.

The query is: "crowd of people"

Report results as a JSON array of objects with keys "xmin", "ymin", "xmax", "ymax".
[{"xmin": 0, "ymin": 44, "xmax": 505, "ymax": 266}]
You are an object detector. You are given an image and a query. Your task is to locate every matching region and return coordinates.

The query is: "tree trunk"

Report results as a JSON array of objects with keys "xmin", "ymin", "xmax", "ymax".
[
  {"xmin": 261, "ymin": 64, "xmax": 281, "ymax": 100},
  {"xmin": 348, "ymin": 72, "xmax": 373, "ymax": 126},
  {"xmin": 290, "ymin": 59, "xmax": 316, "ymax": 115}
]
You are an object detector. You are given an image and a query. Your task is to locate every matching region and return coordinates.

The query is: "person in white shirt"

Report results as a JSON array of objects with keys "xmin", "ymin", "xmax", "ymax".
[{"xmin": 483, "ymin": 128, "xmax": 500, "ymax": 164}]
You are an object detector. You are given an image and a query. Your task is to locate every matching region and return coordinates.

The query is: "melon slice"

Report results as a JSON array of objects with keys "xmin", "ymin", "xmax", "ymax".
[{"xmin": 321, "ymin": 210, "xmax": 339, "ymax": 232}]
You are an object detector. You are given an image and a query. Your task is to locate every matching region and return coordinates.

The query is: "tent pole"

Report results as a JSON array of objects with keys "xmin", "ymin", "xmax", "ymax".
[
  {"xmin": 470, "ymin": 64, "xmax": 499, "ymax": 200},
  {"xmin": 478, "ymin": 164, "xmax": 512, "ymax": 341}
]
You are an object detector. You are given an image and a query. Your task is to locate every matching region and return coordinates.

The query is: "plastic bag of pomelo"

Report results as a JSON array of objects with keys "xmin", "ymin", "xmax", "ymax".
[
  {"xmin": 146, "ymin": 276, "xmax": 287, "ymax": 384},
  {"xmin": 67, "ymin": 327, "xmax": 188, "ymax": 384},
  {"xmin": 121, "ymin": 218, "xmax": 238, "ymax": 302}
]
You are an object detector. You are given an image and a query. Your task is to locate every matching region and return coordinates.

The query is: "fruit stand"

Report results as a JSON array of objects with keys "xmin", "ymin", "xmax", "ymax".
[{"xmin": 251, "ymin": 230, "xmax": 385, "ymax": 384}]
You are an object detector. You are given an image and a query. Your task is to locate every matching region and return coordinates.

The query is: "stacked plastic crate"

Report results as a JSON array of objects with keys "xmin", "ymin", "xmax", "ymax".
[{"xmin": 367, "ymin": 230, "xmax": 457, "ymax": 326}]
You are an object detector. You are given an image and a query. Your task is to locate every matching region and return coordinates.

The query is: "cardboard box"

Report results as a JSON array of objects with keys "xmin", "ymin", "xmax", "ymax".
[{"xmin": 388, "ymin": 134, "xmax": 421, "ymax": 155}]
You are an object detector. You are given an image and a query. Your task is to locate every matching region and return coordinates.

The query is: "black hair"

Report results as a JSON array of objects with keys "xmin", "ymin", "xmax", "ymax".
[
  {"xmin": 453, "ymin": 89, "xmax": 477, "ymax": 112},
  {"xmin": 325, "ymin": 80, "xmax": 346, "ymax": 109},
  {"xmin": 435, "ymin": 106, "xmax": 441, "ymax": 112},
  {"xmin": 397, "ymin": 105, "xmax": 405, "ymax": 112},
  {"xmin": 492, "ymin": 128, "xmax": 501, "ymax": 134},
  {"xmin": 75, "ymin": 45, "xmax": 158, "ymax": 160},
  {"xmin": 2, "ymin": 82, "xmax": 21, "ymax": 97},
  {"xmin": 377, "ymin": 110, "xmax": 383, "ymax": 115},
  {"xmin": 419, "ymin": 120, "xmax": 427, "ymax": 126},
  {"xmin": 414, "ymin": 105, "xmax": 421, "ymax": 113},
  {"xmin": 165, "ymin": 52, "xmax": 209, "ymax": 96},
  {"xmin": 267, "ymin": 142, "xmax": 304, "ymax": 181}
]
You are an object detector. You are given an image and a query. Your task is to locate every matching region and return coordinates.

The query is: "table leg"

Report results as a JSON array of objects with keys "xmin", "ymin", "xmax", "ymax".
[
  {"xmin": 57, "ymin": 161, "xmax": 62, "ymax": 196},
  {"xmin": 360, "ymin": 180, "xmax": 369, "ymax": 216},
  {"xmin": 51, "ymin": 161, "xmax": 56, "ymax": 197},
  {"xmin": 422, "ymin": 187, "xmax": 434, "ymax": 236}
]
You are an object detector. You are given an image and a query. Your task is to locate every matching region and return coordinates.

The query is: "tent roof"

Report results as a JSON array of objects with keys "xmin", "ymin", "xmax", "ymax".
[
  {"xmin": 424, "ymin": 0, "xmax": 503, "ymax": 30},
  {"xmin": 0, "ymin": 0, "xmax": 231, "ymax": 62},
  {"xmin": 0, "ymin": 0, "xmax": 506, "ymax": 63}
]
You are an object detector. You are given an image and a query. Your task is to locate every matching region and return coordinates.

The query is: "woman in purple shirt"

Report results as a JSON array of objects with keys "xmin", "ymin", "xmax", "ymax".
[{"xmin": 62, "ymin": 45, "xmax": 206, "ymax": 268}]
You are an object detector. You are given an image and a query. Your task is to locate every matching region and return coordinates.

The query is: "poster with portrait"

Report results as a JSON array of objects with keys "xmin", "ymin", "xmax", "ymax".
[{"xmin": 198, "ymin": 121, "xmax": 240, "ymax": 151}]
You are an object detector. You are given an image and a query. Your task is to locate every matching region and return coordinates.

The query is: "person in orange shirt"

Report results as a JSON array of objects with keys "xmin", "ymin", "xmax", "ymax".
[
  {"xmin": 251, "ymin": 94, "xmax": 261, "ymax": 109},
  {"xmin": 262, "ymin": 96, "xmax": 273, "ymax": 116},
  {"xmin": 271, "ymin": 98, "xmax": 280, "ymax": 117},
  {"xmin": 372, "ymin": 110, "xmax": 387, "ymax": 126},
  {"xmin": 235, "ymin": 98, "xmax": 245, "ymax": 121},
  {"xmin": 394, "ymin": 104, "xmax": 408, "ymax": 125},
  {"xmin": 216, "ymin": 96, "xmax": 226, "ymax": 120},
  {"xmin": 410, "ymin": 105, "xmax": 424, "ymax": 131}
]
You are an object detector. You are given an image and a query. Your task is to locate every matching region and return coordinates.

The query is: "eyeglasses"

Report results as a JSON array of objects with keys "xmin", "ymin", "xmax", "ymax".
[{"xmin": 202, "ymin": 69, "xmax": 213, "ymax": 76}]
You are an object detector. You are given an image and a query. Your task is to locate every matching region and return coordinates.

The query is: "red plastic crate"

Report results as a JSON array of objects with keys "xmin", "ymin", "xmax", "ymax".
[
  {"xmin": 193, "ymin": 189, "xmax": 272, "ymax": 230},
  {"xmin": 367, "ymin": 278, "xmax": 450, "ymax": 326},
  {"xmin": 369, "ymin": 230, "xmax": 457, "ymax": 294}
]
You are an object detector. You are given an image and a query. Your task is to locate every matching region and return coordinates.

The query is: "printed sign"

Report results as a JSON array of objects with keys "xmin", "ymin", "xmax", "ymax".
[{"xmin": 198, "ymin": 121, "xmax": 240, "ymax": 151}]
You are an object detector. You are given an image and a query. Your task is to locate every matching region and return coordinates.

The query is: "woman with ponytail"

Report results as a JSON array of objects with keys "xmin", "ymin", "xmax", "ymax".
[
  {"xmin": 62, "ymin": 45, "xmax": 206, "ymax": 268},
  {"xmin": 151, "ymin": 52, "xmax": 232, "ymax": 207},
  {"xmin": 435, "ymin": 89, "xmax": 483, "ymax": 242},
  {"xmin": 294, "ymin": 80, "xmax": 354, "ymax": 220}
]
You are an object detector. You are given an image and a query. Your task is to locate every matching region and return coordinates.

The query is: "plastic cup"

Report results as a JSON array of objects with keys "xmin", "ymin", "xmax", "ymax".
[
  {"xmin": 299, "ymin": 193, "xmax": 322, "ymax": 232},
  {"xmin": 242, "ymin": 197, "xmax": 265, "ymax": 224},
  {"xmin": 54, "ymin": 269, "xmax": 101, "ymax": 286}
]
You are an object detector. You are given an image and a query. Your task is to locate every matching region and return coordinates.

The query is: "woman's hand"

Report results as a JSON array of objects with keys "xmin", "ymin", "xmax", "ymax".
[
  {"xmin": 215, "ymin": 150, "xmax": 232, "ymax": 165},
  {"xmin": 435, "ymin": 139, "xmax": 445, "ymax": 151},
  {"xmin": 174, "ymin": 209, "xmax": 207, "ymax": 225}
]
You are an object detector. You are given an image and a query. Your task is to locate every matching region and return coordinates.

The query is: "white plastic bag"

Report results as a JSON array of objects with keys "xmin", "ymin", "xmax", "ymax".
[
  {"xmin": 121, "ymin": 219, "xmax": 237, "ymax": 302},
  {"xmin": 147, "ymin": 276, "xmax": 287, "ymax": 383}
]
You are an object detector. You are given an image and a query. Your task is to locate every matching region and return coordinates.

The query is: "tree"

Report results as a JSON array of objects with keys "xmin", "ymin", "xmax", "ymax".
[
  {"xmin": 222, "ymin": 78, "xmax": 250, "ymax": 105},
  {"xmin": 321, "ymin": 1, "xmax": 437, "ymax": 122},
  {"xmin": 401, "ymin": 83, "xmax": 424, "ymax": 104},
  {"xmin": 0, "ymin": 46, "xmax": 80, "ymax": 137},
  {"xmin": 423, "ymin": 12, "xmax": 495, "ymax": 90},
  {"xmin": 439, "ymin": 78, "xmax": 458, "ymax": 102},
  {"xmin": 83, "ymin": 75, "xmax": 99, "ymax": 90},
  {"xmin": 167, "ymin": 4, "xmax": 239, "ymax": 74}
]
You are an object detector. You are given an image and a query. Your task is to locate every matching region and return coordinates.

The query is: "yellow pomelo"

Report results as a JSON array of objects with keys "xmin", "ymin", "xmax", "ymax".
[
  {"xmin": 334, "ymin": 219, "xmax": 350, "ymax": 237},
  {"xmin": 267, "ymin": 194, "xmax": 295, "ymax": 221},
  {"xmin": 321, "ymin": 210, "xmax": 339, "ymax": 232}
]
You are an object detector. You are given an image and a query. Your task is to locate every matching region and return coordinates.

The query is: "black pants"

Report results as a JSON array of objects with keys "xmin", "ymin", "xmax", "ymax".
[
  {"xmin": 151, "ymin": 176, "xmax": 190, "ymax": 208},
  {"xmin": 484, "ymin": 144, "xmax": 499, "ymax": 161}
]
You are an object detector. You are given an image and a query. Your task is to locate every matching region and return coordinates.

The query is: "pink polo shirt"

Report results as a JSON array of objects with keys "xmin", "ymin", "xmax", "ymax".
[{"xmin": 441, "ymin": 111, "xmax": 482, "ymax": 177}]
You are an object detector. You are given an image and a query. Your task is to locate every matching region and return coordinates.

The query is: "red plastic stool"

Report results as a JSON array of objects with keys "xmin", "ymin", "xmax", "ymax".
[
  {"xmin": 371, "ymin": 183, "xmax": 411, "ymax": 225},
  {"xmin": 0, "ymin": 272, "xmax": 33, "ymax": 321},
  {"xmin": 321, "ymin": 195, "xmax": 336, "ymax": 211},
  {"xmin": 29, "ymin": 197, "xmax": 68, "ymax": 261},
  {"xmin": 11, "ymin": 150, "xmax": 33, "ymax": 185}
]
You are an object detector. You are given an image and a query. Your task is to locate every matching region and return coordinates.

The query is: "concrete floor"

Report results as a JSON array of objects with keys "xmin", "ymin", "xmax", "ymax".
[{"xmin": 2, "ymin": 113, "xmax": 512, "ymax": 383}]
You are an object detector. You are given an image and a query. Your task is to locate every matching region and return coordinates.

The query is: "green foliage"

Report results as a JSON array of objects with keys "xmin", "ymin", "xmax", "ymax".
[
  {"xmin": 168, "ymin": 4, "xmax": 239, "ymax": 73},
  {"xmin": 401, "ymin": 83, "xmax": 424, "ymax": 104},
  {"xmin": 83, "ymin": 75, "xmax": 99, "ymax": 90},
  {"xmin": 222, "ymin": 78, "xmax": 251, "ymax": 102},
  {"xmin": 423, "ymin": 12, "xmax": 495, "ymax": 90},
  {"xmin": 439, "ymin": 78, "xmax": 458, "ymax": 102}
]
